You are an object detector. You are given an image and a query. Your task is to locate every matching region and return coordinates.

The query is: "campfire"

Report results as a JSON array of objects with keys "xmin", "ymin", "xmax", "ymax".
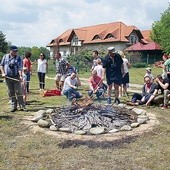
[{"xmin": 46, "ymin": 97, "xmax": 139, "ymax": 134}]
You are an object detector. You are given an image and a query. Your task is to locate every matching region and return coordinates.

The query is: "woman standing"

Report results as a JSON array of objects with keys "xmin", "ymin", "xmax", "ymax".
[
  {"xmin": 23, "ymin": 51, "xmax": 32, "ymax": 93},
  {"xmin": 37, "ymin": 53, "xmax": 48, "ymax": 90}
]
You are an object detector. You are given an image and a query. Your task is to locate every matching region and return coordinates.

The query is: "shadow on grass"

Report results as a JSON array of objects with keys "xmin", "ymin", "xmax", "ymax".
[
  {"xmin": 0, "ymin": 115, "xmax": 13, "ymax": 120},
  {"xmin": 58, "ymin": 135, "xmax": 138, "ymax": 149}
]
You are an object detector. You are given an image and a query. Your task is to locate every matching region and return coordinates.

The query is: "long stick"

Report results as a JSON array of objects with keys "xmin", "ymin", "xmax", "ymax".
[{"xmin": 5, "ymin": 76, "xmax": 20, "ymax": 82}]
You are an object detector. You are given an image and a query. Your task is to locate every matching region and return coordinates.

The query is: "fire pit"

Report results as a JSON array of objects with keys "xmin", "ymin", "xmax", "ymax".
[{"xmin": 31, "ymin": 97, "xmax": 151, "ymax": 135}]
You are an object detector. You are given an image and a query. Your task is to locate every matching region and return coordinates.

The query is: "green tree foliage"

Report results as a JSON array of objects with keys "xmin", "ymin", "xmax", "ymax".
[
  {"xmin": 0, "ymin": 31, "xmax": 8, "ymax": 58},
  {"xmin": 151, "ymin": 4, "xmax": 170, "ymax": 53},
  {"xmin": 67, "ymin": 48, "xmax": 107, "ymax": 73}
]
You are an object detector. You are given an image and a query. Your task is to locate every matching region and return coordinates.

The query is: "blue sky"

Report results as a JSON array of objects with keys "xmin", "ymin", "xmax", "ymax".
[{"xmin": 0, "ymin": 0, "xmax": 169, "ymax": 47}]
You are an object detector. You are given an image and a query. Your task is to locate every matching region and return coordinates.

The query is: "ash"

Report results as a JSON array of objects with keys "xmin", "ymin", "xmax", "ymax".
[{"xmin": 52, "ymin": 104, "xmax": 137, "ymax": 133}]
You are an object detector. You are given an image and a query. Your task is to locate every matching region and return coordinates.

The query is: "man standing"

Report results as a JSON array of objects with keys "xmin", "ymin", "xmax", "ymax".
[
  {"xmin": 0, "ymin": 45, "xmax": 27, "ymax": 112},
  {"xmin": 91, "ymin": 50, "xmax": 101, "ymax": 71},
  {"xmin": 55, "ymin": 52, "xmax": 70, "ymax": 90},
  {"xmin": 102, "ymin": 47, "xmax": 124, "ymax": 104}
]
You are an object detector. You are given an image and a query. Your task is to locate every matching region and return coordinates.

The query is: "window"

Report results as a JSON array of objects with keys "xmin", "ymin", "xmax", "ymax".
[
  {"xmin": 72, "ymin": 35, "xmax": 79, "ymax": 45},
  {"xmin": 92, "ymin": 35, "xmax": 100, "ymax": 40},
  {"xmin": 105, "ymin": 33, "xmax": 114, "ymax": 39},
  {"xmin": 59, "ymin": 39, "xmax": 63, "ymax": 43}
]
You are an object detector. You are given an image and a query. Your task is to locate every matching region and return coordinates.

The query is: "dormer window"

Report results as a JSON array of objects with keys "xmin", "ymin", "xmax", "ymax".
[
  {"xmin": 92, "ymin": 35, "xmax": 100, "ymax": 40},
  {"xmin": 105, "ymin": 33, "xmax": 114, "ymax": 39},
  {"xmin": 59, "ymin": 39, "xmax": 63, "ymax": 43},
  {"xmin": 72, "ymin": 35, "xmax": 78, "ymax": 45},
  {"xmin": 129, "ymin": 34, "xmax": 139, "ymax": 44}
]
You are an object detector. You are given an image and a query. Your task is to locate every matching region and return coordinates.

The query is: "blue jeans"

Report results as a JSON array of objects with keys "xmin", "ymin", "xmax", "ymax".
[
  {"xmin": 26, "ymin": 71, "xmax": 31, "ymax": 92},
  {"xmin": 88, "ymin": 88, "xmax": 104, "ymax": 99},
  {"xmin": 63, "ymin": 87, "xmax": 82, "ymax": 101}
]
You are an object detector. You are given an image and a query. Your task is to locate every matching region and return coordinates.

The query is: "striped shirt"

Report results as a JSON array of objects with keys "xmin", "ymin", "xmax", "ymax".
[{"xmin": 56, "ymin": 58, "xmax": 68, "ymax": 75}]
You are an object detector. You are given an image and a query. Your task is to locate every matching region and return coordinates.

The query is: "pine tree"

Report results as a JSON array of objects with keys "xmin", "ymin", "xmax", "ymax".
[{"xmin": 0, "ymin": 31, "xmax": 8, "ymax": 54}]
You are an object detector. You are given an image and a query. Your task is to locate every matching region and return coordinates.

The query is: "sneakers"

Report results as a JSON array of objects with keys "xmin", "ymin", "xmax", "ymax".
[
  {"xmin": 88, "ymin": 91, "xmax": 93, "ymax": 97},
  {"xmin": 107, "ymin": 98, "xmax": 111, "ymax": 104},
  {"xmin": 114, "ymin": 98, "xmax": 120, "ymax": 105},
  {"xmin": 20, "ymin": 107, "xmax": 28, "ymax": 112},
  {"xmin": 10, "ymin": 108, "xmax": 17, "ymax": 112}
]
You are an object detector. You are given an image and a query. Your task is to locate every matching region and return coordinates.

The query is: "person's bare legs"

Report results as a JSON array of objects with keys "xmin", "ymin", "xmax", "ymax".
[
  {"xmin": 56, "ymin": 80, "xmax": 60, "ymax": 90},
  {"xmin": 114, "ymin": 83, "xmax": 119, "ymax": 99}
]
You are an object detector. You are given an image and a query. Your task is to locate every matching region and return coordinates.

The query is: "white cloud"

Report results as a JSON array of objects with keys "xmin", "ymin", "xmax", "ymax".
[{"xmin": 0, "ymin": 0, "xmax": 169, "ymax": 47}]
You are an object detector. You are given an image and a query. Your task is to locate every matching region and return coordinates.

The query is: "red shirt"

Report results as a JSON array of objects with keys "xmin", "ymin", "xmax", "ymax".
[
  {"xmin": 89, "ymin": 75, "xmax": 102, "ymax": 89},
  {"xmin": 23, "ymin": 58, "xmax": 32, "ymax": 71}
]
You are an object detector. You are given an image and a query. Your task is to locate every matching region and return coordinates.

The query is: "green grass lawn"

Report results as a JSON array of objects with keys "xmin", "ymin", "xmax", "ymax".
[{"xmin": 0, "ymin": 67, "xmax": 169, "ymax": 170}]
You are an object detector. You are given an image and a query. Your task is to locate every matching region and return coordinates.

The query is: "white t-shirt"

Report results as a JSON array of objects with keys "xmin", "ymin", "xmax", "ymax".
[
  {"xmin": 37, "ymin": 59, "xmax": 47, "ymax": 73},
  {"xmin": 62, "ymin": 76, "xmax": 77, "ymax": 91},
  {"xmin": 123, "ymin": 58, "xmax": 129, "ymax": 73},
  {"xmin": 94, "ymin": 65, "xmax": 103, "ymax": 78}
]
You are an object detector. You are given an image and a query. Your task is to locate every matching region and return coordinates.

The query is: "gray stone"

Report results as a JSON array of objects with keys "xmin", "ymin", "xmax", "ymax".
[
  {"xmin": 46, "ymin": 109, "xmax": 54, "ymax": 114},
  {"xmin": 37, "ymin": 119, "xmax": 50, "ymax": 128},
  {"xmin": 49, "ymin": 125, "xmax": 58, "ymax": 131},
  {"xmin": 132, "ymin": 108, "xmax": 146, "ymax": 115},
  {"xmin": 109, "ymin": 129, "xmax": 119, "ymax": 133},
  {"xmin": 31, "ymin": 110, "xmax": 46, "ymax": 122},
  {"xmin": 120, "ymin": 125, "xmax": 132, "ymax": 131},
  {"xmin": 59, "ymin": 127, "xmax": 71, "ymax": 132},
  {"xmin": 137, "ymin": 115, "xmax": 148, "ymax": 124},
  {"xmin": 117, "ymin": 103, "xmax": 126, "ymax": 108},
  {"xmin": 90, "ymin": 127, "xmax": 105, "ymax": 135},
  {"xmin": 74, "ymin": 130, "xmax": 86, "ymax": 135},
  {"xmin": 131, "ymin": 123, "xmax": 140, "ymax": 128},
  {"xmin": 153, "ymin": 95, "xmax": 164, "ymax": 105}
]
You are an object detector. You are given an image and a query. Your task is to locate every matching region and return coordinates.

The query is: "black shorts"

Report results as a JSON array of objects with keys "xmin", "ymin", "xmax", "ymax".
[
  {"xmin": 107, "ymin": 77, "xmax": 122, "ymax": 86},
  {"xmin": 122, "ymin": 72, "xmax": 129, "ymax": 85}
]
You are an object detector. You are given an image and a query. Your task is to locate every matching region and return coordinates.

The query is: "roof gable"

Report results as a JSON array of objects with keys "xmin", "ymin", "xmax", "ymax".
[{"xmin": 47, "ymin": 21, "xmax": 143, "ymax": 46}]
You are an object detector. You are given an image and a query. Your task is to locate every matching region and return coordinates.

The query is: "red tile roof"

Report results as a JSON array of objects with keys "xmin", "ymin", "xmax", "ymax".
[
  {"xmin": 47, "ymin": 21, "xmax": 143, "ymax": 47},
  {"xmin": 125, "ymin": 42, "xmax": 161, "ymax": 51}
]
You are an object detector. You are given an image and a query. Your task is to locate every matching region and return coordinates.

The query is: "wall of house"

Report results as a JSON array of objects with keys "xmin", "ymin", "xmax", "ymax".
[
  {"xmin": 49, "ymin": 42, "xmax": 129, "ymax": 58},
  {"xmin": 82, "ymin": 42, "xmax": 128, "ymax": 52}
]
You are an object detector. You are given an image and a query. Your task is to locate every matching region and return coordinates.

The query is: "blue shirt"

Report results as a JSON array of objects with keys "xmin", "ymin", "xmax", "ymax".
[{"xmin": 0, "ymin": 54, "xmax": 23, "ymax": 77}]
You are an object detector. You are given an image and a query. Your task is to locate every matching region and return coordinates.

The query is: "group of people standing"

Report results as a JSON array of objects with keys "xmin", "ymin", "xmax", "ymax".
[
  {"xmin": 1, "ymin": 44, "xmax": 169, "ymax": 112},
  {"xmin": 60, "ymin": 46, "xmax": 131, "ymax": 104},
  {"xmin": 0, "ymin": 45, "xmax": 48, "ymax": 112}
]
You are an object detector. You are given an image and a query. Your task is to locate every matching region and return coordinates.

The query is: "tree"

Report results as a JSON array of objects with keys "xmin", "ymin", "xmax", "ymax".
[
  {"xmin": 151, "ymin": 4, "xmax": 170, "ymax": 53},
  {"xmin": 0, "ymin": 31, "xmax": 8, "ymax": 55}
]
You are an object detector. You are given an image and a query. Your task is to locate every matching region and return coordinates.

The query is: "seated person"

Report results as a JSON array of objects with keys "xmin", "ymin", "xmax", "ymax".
[
  {"xmin": 153, "ymin": 75, "xmax": 170, "ymax": 109},
  {"xmin": 62, "ymin": 72, "xmax": 82, "ymax": 101},
  {"xmin": 88, "ymin": 70, "xmax": 104, "ymax": 99},
  {"xmin": 127, "ymin": 76, "xmax": 157, "ymax": 106}
]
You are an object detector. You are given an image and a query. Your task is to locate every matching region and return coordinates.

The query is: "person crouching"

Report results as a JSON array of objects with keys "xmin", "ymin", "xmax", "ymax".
[
  {"xmin": 88, "ymin": 70, "xmax": 104, "ymax": 100},
  {"xmin": 62, "ymin": 72, "xmax": 83, "ymax": 101}
]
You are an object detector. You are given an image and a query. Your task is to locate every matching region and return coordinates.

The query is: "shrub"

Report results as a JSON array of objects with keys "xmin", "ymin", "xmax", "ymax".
[{"xmin": 132, "ymin": 62, "xmax": 148, "ymax": 68}]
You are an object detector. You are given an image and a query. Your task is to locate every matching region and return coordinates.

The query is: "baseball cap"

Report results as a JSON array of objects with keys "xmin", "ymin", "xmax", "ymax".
[
  {"xmin": 10, "ymin": 45, "xmax": 18, "ymax": 52},
  {"xmin": 108, "ymin": 46, "xmax": 116, "ymax": 53},
  {"xmin": 146, "ymin": 67, "xmax": 151, "ymax": 72}
]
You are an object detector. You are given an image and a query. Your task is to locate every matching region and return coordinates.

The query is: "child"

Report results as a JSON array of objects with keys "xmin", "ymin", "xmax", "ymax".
[{"xmin": 22, "ymin": 67, "xmax": 28, "ymax": 104}]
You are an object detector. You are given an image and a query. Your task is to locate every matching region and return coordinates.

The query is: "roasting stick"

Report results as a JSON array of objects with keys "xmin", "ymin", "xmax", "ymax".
[{"xmin": 5, "ymin": 76, "xmax": 20, "ymax": 82}]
